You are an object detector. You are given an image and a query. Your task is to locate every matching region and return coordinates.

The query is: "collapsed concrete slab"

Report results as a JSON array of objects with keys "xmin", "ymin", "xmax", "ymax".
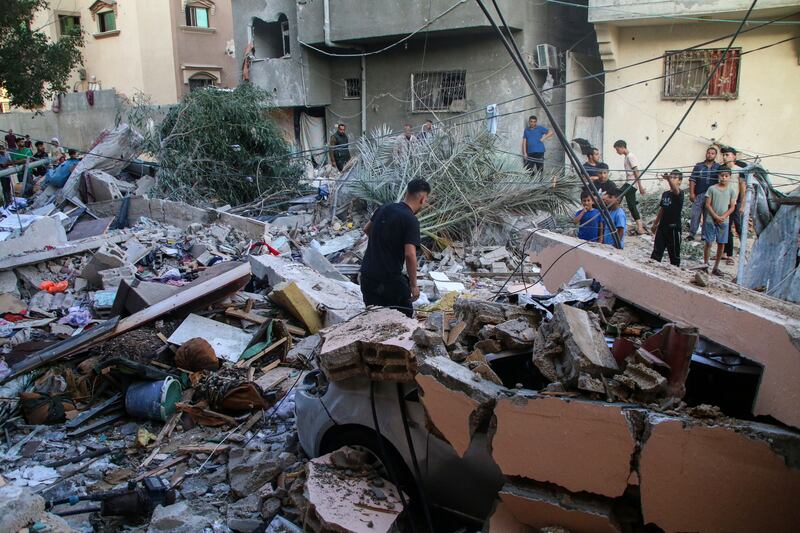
[
  {"xmin": 454, "ymin": 298, "xmax": 540, "ymax": 338},
  {"xmin": 0, "ymin": 216, "xmax": 68, "ymax": 257},
  {"xmin": 533, "ymin": 303, "xmax": 618, "ymax": 386},
  {"xmin": 498, "ymin": 482, "xmax": 621, "ymax": 533},
  {"xmin": 250, "ymin": 254, "xmax": 364, "ymax": 326},
  {"xmin": 526, "ymin": 229, "xmax": 800, "ymax": 429},
  {"xmin": 318, "ymin": 307, "xmax": 418, "ymax": 382},
  {"xmin": 639, "ymin": 415, "xmax": 800, "ymax": 533},
  {"xmin": 492, "ymin": 395, "xmax": 636, "ymax": 498},
  {"xmin": 416, "ymin": 355, "xmax": 504, "ymax": 457}
]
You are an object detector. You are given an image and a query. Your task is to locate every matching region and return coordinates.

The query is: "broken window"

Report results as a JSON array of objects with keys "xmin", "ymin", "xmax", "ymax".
[
  {"xmin": 343, "ymin": 78, "xmax": 361, "ymax": 99},
  {"xmin": 663, "ymin": 48, "xmax": 740, "ymax": 99},
  {"xmin": 185, "ymin": 6, "xmax": 210, "ymax": 28},
  {"xmin": 410, "ymin": 70, "xmax": 467, "ymax": 112},
  {"xmin": 58, "ymin": 14, "xmax": 81, "ymax": 37},
  {"xmin": 189, "ymin": 73, "xmax": 215, "ymax": 91},
  {"xmin": 252, "ymin": 14, "xmax": 290, "ymax": 59},
  {"xmin": 97, "ymin": 11, "xmax": 116, "ymax": 33}
]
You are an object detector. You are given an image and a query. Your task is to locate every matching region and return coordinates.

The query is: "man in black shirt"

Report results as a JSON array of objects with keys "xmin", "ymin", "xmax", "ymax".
[
  {"xmin": 650, "ymin": 170, "xmax": 684, "ymax": 267},
  {"xmin": 360, "ymin": 179, "xmax": 431, "ymax": 317},
  {"xmin": 328, "ymin": 123, "xmax": 351, "ymax": 172}
]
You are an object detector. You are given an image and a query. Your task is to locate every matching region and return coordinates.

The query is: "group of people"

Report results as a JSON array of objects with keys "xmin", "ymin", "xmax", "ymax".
[
  {"xmin": 573, "ymin": 140, "xmax": 749, "ymax": 277},
  {"xmin": 0, "ymin": 129, "xmax": 80, "ymax": 207}
]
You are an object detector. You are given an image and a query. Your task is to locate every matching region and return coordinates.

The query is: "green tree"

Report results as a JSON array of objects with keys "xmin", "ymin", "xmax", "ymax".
[{"xmin": 0, "ymin": 0, "xmax": 84, "ymax": 110}]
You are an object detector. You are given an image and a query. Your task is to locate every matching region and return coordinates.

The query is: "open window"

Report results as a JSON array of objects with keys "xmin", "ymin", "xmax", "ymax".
[
  {"xmin": 186, "ymin": 5, "xmax": 210, "ymax": 28},
  {"xmin": 58, "ymin": 14, "xmax": 81, "ymax": 37},
  {"xmin": 252, "ymin": 13, "xmax": 290, "ymax": 59},
  {"xmin": 189, "ymin": 72, "xmax": 216, "ymax": 91}
]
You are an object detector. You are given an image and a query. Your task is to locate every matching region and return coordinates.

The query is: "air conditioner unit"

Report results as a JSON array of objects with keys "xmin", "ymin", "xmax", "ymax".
[{"xmin": 535, "ymin": 43, "xmax": 559, "ymax": 70}]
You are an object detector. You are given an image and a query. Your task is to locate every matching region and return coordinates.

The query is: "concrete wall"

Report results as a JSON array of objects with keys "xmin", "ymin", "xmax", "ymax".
[
  {"xmin": 597, "ymin": 23, "xmax": 800, "ymax": 189},
  {"xmin": 0, "ymin": 90, "xmax": 123, "ymax": 151},
  {"xmin": 296, "ymin": 0, "xmax": 525, "ymax": 45}
]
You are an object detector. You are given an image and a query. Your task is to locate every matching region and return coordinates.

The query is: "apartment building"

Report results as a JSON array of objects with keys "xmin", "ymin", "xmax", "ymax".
[
  {"xmin": 32, "ymin": 0, "xmax": 238, "ymax": 105},
  {"xmin": 231, "ymin": 0, "xmax": 606, "ymax": 167},
  {"xmin": 589, "ymin": 0, "xmax": 800, "ymax": 181}
]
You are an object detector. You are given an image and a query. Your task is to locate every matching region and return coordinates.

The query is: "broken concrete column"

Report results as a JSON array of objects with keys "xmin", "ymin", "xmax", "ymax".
[
  {"xmin": 526, "ymin": 229, "xmax": 800, "ymax": 429},
  {"xmin": 492, "ymin": 395, "xmax": 636, "ymax": 498},
  {"xmin": 639, "ymin": 414, "xmax": 800, "ymax": 532},
  {"xmin": 498, "ymin": 481, "xmax": 621, "ymax": 533},
  {"xmin": 318, "ymin": 307, "xmax": 419, "ymax": 382},
  {"xmin": 249, "ymin": 254, "xmax": 364, "ymax": 326},
  {"xmin": 532, "ymin": 303, "xmax": 618, "ymax": 387},
  {"xmin": 416, "ymin": 355, "xmax": 504, "ymax": 457}
]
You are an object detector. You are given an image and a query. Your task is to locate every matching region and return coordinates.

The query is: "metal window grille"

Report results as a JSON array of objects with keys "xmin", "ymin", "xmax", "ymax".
[
  {"xmin": 663, "ymin": 48, "xmax": 741, "ymax": 99},
  {"xmin": 410, "ymin": 70, "xmax": 467, "ymax": 112},
  {"xmin": 344, "ymin": 78, "xmax": 361, "ymax": 99}
]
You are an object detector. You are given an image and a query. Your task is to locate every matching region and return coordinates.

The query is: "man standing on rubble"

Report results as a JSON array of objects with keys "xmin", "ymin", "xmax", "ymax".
[
  {"xmin": 522, "ymin": 115, "xmax": 554, "ymax": 174},
  {"xmin": 687, "ymin": 146, "xmax": 720, "ymax": 241},
  {"xmin": 613, "ymin": 139, "xmax": 647, "ymax": 235},
  {"xmin": 360, "ymin": 179, "xmax": 431, "ymax": 317},
  {"xmin": 328, "ymin": 123, "xmax": 351, "ymax": 172},
  {"xmin": 720, "ymin": 146, "xmax": 747, "ymax": 265}
]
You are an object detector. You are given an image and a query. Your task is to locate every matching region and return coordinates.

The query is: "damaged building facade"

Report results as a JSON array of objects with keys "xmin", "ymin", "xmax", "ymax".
[
  {"xmin": 589, "ymin": 0, "xmax": 800, "ymax": 181},
  {"xmin": 231, "ymin": 0, "xmax": 605, "ymax": 165}
]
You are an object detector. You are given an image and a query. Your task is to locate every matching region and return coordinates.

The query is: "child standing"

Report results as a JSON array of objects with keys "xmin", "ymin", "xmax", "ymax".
[
  {"xmin": 650, "ymin": 170, "xmax": 684, "ymax": 267},
  {"xmin": 574, "ymin": 192, "xmax": 601, "ymax": 242},
  {"xmin": 703, "ymin": 168, "xmax": 738, "ymax": 276},
  {"xmin": 600, "ymin": 186, "xmax": 627, "ymax": 249}
]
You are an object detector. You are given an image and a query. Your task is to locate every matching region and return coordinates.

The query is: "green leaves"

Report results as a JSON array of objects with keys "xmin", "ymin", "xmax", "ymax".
[
  {"xmin": 127, "ymin": 83, "xmax": 302, "ymax": 206},
  {"xmin": 0, "ymin": 0, "xmax": 84, "ymax": 109}
]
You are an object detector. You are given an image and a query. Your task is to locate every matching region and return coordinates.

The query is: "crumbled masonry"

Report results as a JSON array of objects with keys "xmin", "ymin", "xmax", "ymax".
[{"xmin": 1, "ymin": 124, "xmax": 798, "ymax": 532}]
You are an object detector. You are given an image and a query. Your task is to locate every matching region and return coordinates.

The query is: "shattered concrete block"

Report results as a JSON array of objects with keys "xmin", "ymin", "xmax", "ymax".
[
  {"xmin": 479, "ymin": 246, "xmax": 511, "ymax": 267},
  {"xmin": 533, "ymin": 304, "xmax": 617, "ymax": 387},
  {"xmin": 640, "ymin": 415, "xmax": 800, "ymax": 533},
  {"xmin": 250, "ymin": 255, "xmax": 364, "ymax": 326},
  {"xmin": 499, "ymin": 482, "xmax": 621, "ymax": 533},
  {"xmin": 0, "ymin": 485, "xmax": 46, "ymax": 532},
  {"xmin": 526, "ymin": 229, "xmax": 800, "ymax": 429},
  {"xmin": 99, "ymin": 265, "xmax": 137, "ymax": 289},
  {"xmin": 148, "ymin": 501, "xmax": 218, "ymax": 533},
  {"xmin": 412, "ymin": 327, "xmax": 445, "ymax": 349},
  {"xmin": 0, "ymin": 270, "xmax": 20, "ymax": 297},
  {"xmin": 269, "ymin": 281, "xmax": 323, "ymax": 334},
  {"xmin": 416, "ymin": 356, "xmax": 503, "ymax": 457},
  {"xmin": 614, "ymin": 362, "xmax": 666, "ymax": 400},
  {"xmin": 319, "ymin": 308, "xmax": 418, "ymax": 382},
  {"xmin": 454, "ymin": 298, "xmax": 539, "ymax": 337},
  {"xmin": 492, "ymin": 395, "xmax": 636, "ymax": 498},
  {"xmin": 486, "ymin": 500, "xmax": 535, "ymax": 533},
  {"xmin": 577, "ymin": 373, "xmax": 606, "ymax": 395},
  {"xmin": 0, "ymin": 216, "xmax": 68, "ymax": 257},
  {"xmin": 228, "ymin": 448, "xmax": 285, "ymax": 498},
  {"xmin": 300, "ymin": 246, "xmax": 349, "ymax": 282},
  {"xmin": 82, "ymin": 243, "xmax": 127, "ymax": 288},
  {"xmin": 227, "ymin": 493, "xmax": 264, "ymax": 533},
  {"xmin": 494, "ymin": 317, "xmax": 538, "ymax": 350}
]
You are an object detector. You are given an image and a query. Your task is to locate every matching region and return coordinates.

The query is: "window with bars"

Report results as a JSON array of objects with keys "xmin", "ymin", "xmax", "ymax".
[
  {"xmin": 410, "ymin": 70, "xmax": 466, "ymax": 112},
  {"xmin": 663, "ymin": 48, "xmax": 741, "ymax": 99},
  {"xmin": 344, "ymin": 78, "xmax": 361, "ymax": 99}
]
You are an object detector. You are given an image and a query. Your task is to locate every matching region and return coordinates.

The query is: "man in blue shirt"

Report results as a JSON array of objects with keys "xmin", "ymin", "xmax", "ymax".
[
  {"xmin": 521, "ymin": 115, "xmax": 553, "ymax": 174},
  {"xmin": 687, "ymin": 146, "xmax": 720, "ymax": 241}
]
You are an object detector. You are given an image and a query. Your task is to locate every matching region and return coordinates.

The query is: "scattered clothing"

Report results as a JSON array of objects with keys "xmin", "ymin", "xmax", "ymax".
[{"xmin": 42, "ymin": 157, "xmax": 80, "ymax": 189}]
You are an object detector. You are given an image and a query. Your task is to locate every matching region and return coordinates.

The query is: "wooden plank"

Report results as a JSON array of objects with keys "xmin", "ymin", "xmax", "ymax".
[
  {"xmin": 235, "ymin": 337, "xmax": 287, "ymax": 368},
  {"xmin": 67, "ymin": 216, "xmax": 114, "ymax": 241},
  {"xmin": 178, "ymin": 444, "xmax": 232, "ymax": 454},
  {"xmin": 255, "ymin": 366, "xmax": 293, "ymax": 392},
  {"xmin": 225, "ymin": 307, "xmax": 268, "ymax": 324},
  {"xmin": 134, "ymin": 455, "xmax": 188, "ymax": 482},
  {"xmin": 260, "ymin": 359, "xmax": 280, "ymax": 374},
  {"xmin": 283, "ymin": 322, "xmax": 307, "ymax": 337}
]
